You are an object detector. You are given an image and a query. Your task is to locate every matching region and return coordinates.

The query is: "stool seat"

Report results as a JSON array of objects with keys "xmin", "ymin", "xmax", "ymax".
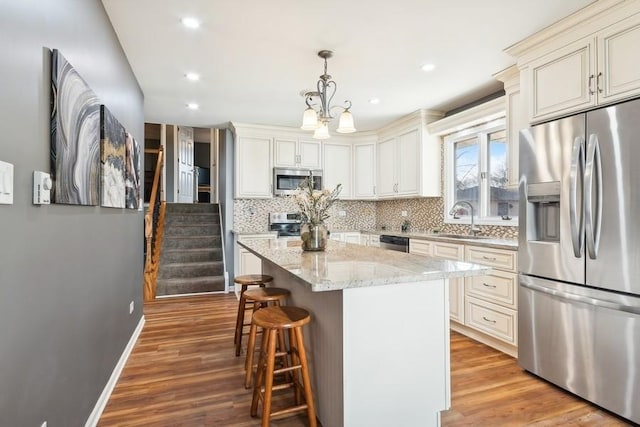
[
  {"xmin": 234, "ymin": 274, "xmax": 274, "ymax": 286},
  {"xmin": 252, "ymin": 306, "xmax": 310, "ymax": 329}
]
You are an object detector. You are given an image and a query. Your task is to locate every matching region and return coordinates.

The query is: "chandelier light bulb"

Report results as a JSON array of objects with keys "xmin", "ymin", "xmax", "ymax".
[
  {"xmin": 336, "ymin": 109, "xmax": 356, "ymax": 134},
  {"xmin": 313, "ymin": 122, "xmax": 330, "ymax": 140},
  {"xmin": 301, "ymin": 107, "xmax": 319, "ymax": 130}
]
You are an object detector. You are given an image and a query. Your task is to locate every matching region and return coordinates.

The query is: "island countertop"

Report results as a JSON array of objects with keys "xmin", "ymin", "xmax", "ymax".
[{"xmin": 238, "ymin": 238, "xmax": 490, "ymax": 292}]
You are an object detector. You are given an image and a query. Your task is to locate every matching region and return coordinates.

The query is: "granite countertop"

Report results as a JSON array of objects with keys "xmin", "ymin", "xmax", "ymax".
[{"xmin": 238, "ymin": 238, "xmax": 490, "ymax": 292}]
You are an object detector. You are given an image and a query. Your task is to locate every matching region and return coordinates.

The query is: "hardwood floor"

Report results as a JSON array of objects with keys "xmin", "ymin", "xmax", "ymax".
[{"xmin": 99, "ymin": 294, "xmax": 633, "ymax": 426}]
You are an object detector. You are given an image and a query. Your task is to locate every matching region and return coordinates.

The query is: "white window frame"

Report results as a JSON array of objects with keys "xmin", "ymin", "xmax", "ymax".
[{"xmin": 444, "ymin": 117, "xmax": 518, "ymax": 227}]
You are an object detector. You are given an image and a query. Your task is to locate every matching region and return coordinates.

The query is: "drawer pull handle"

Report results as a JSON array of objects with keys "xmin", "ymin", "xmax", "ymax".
[
  {"xmin": 482, "ymin": 316, "xmax": 496, "ymax": 324},
  {"xmin": 482, "ymin": 256, "xmax": 497, "ymax": 261},
  {"xmin": 482, "ymin": 282, "xmax": 497, "ymax": 288}
]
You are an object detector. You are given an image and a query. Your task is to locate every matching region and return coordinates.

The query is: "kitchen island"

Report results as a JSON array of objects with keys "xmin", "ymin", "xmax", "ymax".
[{"xmin": 238, "ymin": 238, "xmax": 489, "ymax": 427}]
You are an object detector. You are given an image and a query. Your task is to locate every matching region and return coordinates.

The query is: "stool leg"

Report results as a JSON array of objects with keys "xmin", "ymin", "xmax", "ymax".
[
  {"xmin": 294, "ymin": 326, "xmax": 317, "ymax": 427},
  {"xmin": 288, "ymin": 328, "xmax": 302, "ymax": 405},
  {"xmin": 244, "ymin": 301, "xmax": 263, "ymax": 388},
  {"xmin": 261, "ymin": 328, "xmax": 278, "ymax": 427},
  {"xmin": 233, "ymin": 284, "xmax": 248, "ymax": 346},
  {"xmin": 251, "ymin": 326, "xmax": 269, "ymax": 418}
]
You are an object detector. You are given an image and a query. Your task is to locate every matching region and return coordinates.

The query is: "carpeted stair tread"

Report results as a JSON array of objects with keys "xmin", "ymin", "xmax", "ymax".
[
  {"xmin": 161, "ymin": 248, "xmax": 222, "ymax": 263},
  {"xmin": 156, "ymin": 276, "xmax": 226, "ymax": 295},
  {"xmin": 164, "ymin": 223, "xmax": 221, "ymax": 236},
  {"xmin": 158, "ymin": 261, "xmax": 224, "ymax": 279}
]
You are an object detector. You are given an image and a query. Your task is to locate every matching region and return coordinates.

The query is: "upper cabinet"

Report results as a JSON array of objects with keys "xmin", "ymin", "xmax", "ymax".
[
  {"xmin": 274, "ymin": 138, "xmax": 322, "ymax": 169},
  {"xmin": 495, "ymin": 66, "xmax": 525, "ymax": 187},
  {"xmin": 323, "ymin": 141, "xmax": 352, "ymax": 198},
  {"xmin": 235, "ymin": 134, "xmax": 272, "ymax": 198},
  {"xmin": 507, "ymin": 1, "xmax": 640, "ymax": 124},
  {"xmin": 353, "ymin": 142, "xmax": 376, "ymax": 199},
  {"xmin": 376, "ymin": 111, "xmax": 442, "ymax": 199}
]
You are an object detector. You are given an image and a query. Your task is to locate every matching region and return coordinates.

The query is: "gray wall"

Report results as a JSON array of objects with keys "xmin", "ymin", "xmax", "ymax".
[
  {"xmin": 219, "ymin": 128, "xmax": 235, "ymax": 279},
  {"xmin": 165, "ymin": 125, "xmax": 176, "ymax": 202},
  {"xmin": 0, "ymin": 1, "xmax": 144, "ymax": 426}
]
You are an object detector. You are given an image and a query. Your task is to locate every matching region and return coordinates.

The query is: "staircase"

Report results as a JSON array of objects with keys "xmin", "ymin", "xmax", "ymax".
[{"xmin": 156, "ymin": 203, "xmax": 225, "ymax": 296}]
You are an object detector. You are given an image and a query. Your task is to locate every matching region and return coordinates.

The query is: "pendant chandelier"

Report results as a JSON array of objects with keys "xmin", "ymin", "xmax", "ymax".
[{"xmin": 301, "ymin": 50, "xmax": 356, "ymax": 139}]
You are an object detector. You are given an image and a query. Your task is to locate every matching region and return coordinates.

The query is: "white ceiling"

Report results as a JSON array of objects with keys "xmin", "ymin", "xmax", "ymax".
[{"xmin": 101, "ymin": 0, "xmax": 594, "ymax": 133}]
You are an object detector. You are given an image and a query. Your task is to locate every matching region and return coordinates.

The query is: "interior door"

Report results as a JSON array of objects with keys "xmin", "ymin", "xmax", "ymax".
[{"xmin": 177, "ymin": 126, "xmax": 194, "ymax": 203}]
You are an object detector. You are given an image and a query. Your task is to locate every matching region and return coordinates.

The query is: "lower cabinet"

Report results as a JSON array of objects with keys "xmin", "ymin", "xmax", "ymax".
[
  {"xmin": 409, "ymin": 239, "xmax": 465, "ymax": 324},
  {"xmin": 459, "ymin": 245, "xmax": 518, "ymax": 356},
  {"xmin": 410, "ymin": 238, "xmax": 519, "ymax": 356},
  {"xmin": 330, "ymin": 231, "xmax": 365, "ymax": 245}
]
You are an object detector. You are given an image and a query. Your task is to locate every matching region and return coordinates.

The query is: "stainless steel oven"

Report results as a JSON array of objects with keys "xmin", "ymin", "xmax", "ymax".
[
  {"xmin": 273, "ymin": 168, "xmax": 322, "ymax": 196},
  {"xmin": 268, "ymin": 212, "xmax": 301, "ymax": 236}
]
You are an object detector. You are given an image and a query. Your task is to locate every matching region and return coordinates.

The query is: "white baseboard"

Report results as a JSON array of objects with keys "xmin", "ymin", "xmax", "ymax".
[{"xmin": 85, "ymin": 315, "xmax": 145, "ymax": 427}]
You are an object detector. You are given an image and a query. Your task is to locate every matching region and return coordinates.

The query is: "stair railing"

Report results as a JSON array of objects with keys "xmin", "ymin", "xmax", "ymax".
[{"xmin": 143, "ymin": 146, "xmax": 165, "ymax": 301}]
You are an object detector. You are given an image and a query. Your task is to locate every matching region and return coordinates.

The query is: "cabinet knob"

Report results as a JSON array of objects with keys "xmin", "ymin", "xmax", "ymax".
[
  {"xmin": 596, "ymin": 72, "xmax": 603, "ymax": 94},
  {"xmin": 588, "ymin": 74, "xmax": 595, "ymax": 95}
]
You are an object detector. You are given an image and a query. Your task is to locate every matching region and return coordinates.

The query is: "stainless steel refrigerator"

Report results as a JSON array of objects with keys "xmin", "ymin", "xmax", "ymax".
[{"xmin": 519, "ymin": 97, "xmax": 640, "ymax": 424}]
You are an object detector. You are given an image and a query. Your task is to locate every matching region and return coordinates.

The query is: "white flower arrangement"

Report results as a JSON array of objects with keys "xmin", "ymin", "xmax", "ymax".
[{"xmin": 294, "ymin": 177, "xmax": 342, "ymax": 225}]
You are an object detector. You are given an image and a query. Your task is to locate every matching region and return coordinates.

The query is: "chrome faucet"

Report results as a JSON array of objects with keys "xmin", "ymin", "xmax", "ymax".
[{"xmin": 449, "ymin": 200, "xmax": 481, "ymax": 236}]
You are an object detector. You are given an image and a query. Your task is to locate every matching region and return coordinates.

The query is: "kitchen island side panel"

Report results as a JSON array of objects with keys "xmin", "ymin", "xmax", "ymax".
[
  {"xmin": 343, "ymin": 280, "xmax": 450, "ymax": 427},
  {"xmin": 262, "ymin": 261, "xmax": 345, "ymax": 427}
]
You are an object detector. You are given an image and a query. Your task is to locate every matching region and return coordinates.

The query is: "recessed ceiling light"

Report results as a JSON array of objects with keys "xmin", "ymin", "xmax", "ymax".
[
  {"xmin": 185, "ymin": 72, "xmax": 200, "ymax": 81},
  {"xmin": 186, "ymin": 103, "xmax": 199, "ymax": 110},
  {"xmin": 369, "ymin": 98, "xmax": 380, "ymax": 105},
  {"xmin": 421, "ymin": 63, "xmax": 436, "ymax": 72},
  {"xmin": 181, "ymin": 17, "xmax": 200, "ymax": 29}
]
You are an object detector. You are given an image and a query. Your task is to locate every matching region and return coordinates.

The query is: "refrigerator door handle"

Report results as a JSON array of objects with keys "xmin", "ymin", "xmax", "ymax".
[
  {"xmin": 570, "ymin": 136, "xmax": 585, "ymax": 257},
  {"xmin": 585, "ymin": 134, "xmax": 603, "ymax": 259},
  {"xmin": 521, "ymin": 278, "xmax": 640, "ymax": 315}
]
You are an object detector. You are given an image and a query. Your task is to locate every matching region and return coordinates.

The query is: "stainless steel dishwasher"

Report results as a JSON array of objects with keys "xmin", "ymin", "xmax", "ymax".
[{"xmin": 379, "ymin": 235, "xmax": 409, "ymax": 252}]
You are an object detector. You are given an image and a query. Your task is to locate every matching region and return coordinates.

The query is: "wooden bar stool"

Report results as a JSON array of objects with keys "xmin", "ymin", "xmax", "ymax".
[
  {"xmin": 233, "ymin": 274, "xmax": 273, "ymax": 357},
  {"xmin": 250, "ymin": 306, "xmax": 316, "ymax": 427},
  {"xmin": 243, "ymin": 287, "xmax": 291, "ymax": 389}
]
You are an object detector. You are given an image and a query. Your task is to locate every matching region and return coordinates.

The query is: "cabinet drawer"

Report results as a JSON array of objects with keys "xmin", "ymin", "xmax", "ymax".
[
  {"xmin": 432, "ymin": 242, "xmax": 464, "ymax": 261},
  {"xmin": 465, "ymin": 296, "xmax": 517, "ymax": 345},
  {"xmin": 409, "ymin": 239, "xmax": 432, "ymax": 256},
  {"xmin": 466, "ymin": 270, "xmax": 517, "ymax": 309},
  {"xmin": 466, "ymin": 246, "xmax": 517, "ymax": 272}
]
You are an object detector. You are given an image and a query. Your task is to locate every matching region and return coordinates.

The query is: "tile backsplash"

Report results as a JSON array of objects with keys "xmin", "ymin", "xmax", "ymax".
[
  {"xmin": 376, "ymin": 198, "xmax": 518, "ymax": 239},
  {"xmin": 234, "ymin": 197, "xmax": 518, "ymax": 239},
  {"xmin": 233, "ymin": 198, "xmax": 377, "ymax": 233}
]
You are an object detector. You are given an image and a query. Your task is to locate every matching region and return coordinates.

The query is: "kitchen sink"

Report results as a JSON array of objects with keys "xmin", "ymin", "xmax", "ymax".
[{"xmin": 432, "ymin": 233, "xmax": 490, "ymax": 240}]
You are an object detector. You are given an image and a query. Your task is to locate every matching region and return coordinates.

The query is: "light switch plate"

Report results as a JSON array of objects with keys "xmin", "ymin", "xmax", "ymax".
[
  {"xmin": 0, "ymin": 160, "xmax": 14, "ymax": 205},
  {"xmin": 33, "ymin": 171, "xmax": 52, "ymax": 205}
]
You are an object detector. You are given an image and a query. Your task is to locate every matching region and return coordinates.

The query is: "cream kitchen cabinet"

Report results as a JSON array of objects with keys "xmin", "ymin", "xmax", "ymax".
[
  {"xmin": 234, "ymin": 135, "xmax": 272, "ymax": 198},
  {"xmin": 353, "ymin": 142, "xmax": 376, "ymax": 199},
  {"xmin": 273, "ymin": 138, "xmax": 322, "ymax": 169},
  {"xmin": 329, "ymin": 231, "xmax": 361, "ymax": 244},
  {"xmin": 323, "ymin": 142, "xmax": 352, "ymax": 198},
  {"xmin": 527, "ymin": 13, "xmax": 640, "ymax": 123},
  {"xmin": 462, "ymin": 245, "xmax": 518, "ymax": 355},
  {"xmin": 368, "ymin": 234, "xmax": 380, "ymax": 247},
  {"xmin": 409, "ymin": 239, "xmax": 465, "ymax": 324},
  {"xmin": 376, "ymin": 110, "xmax": 441, "ymax": 199},
  {"xmin": 377, "ymin": 129, "xmax": 420, "ymax": 197}
]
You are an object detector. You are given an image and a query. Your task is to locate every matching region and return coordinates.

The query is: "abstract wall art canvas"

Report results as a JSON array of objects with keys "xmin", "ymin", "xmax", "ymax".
[
  {"xmin": 100, "ymin": 105, "xmax": 126, "ymax": 208},
  {"xmin": 50, "ymin": 49, "xmax": 101, "ymax": 205},
  {"xmin": 125, "ymin": 132, "xmax": 141, "ymax": 210}
]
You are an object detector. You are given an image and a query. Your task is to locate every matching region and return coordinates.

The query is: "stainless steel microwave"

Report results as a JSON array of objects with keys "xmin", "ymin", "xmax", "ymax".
[{"xmin": 273, "ymin": 168, "xmax": 322, "ymax": 196}]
